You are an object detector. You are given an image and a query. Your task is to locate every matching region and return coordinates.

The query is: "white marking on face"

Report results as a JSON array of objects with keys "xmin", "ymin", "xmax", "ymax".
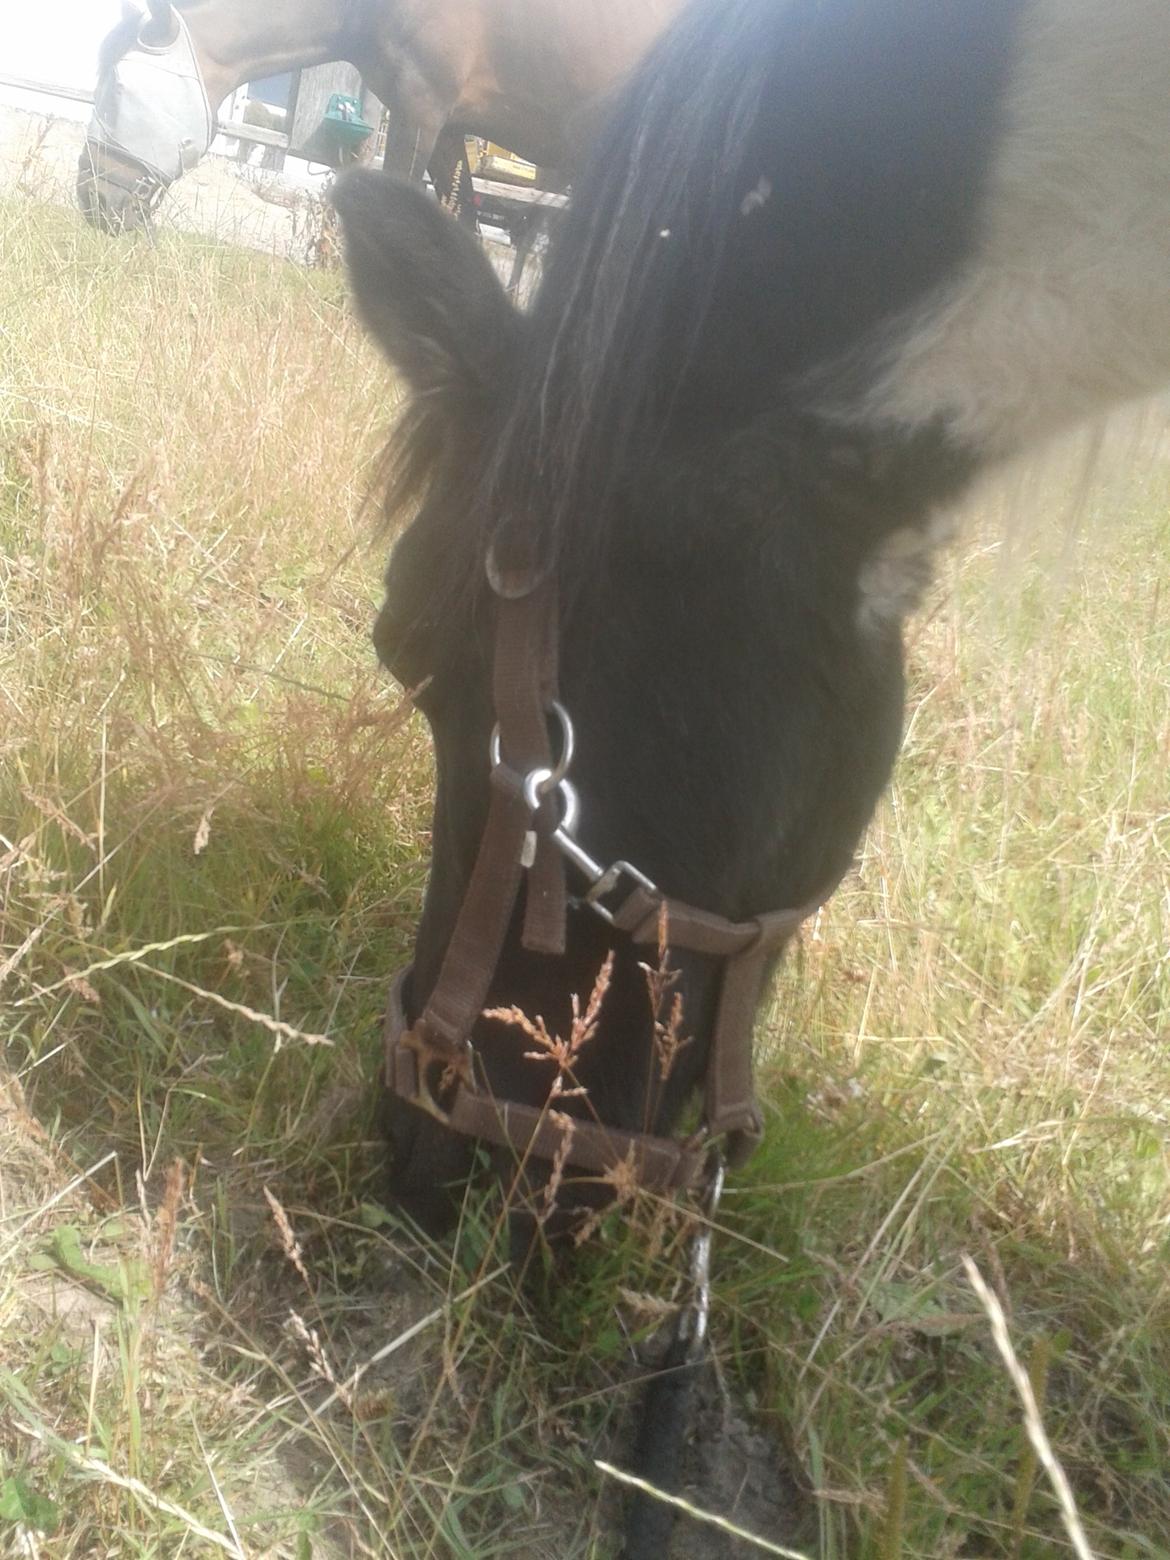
[
  {"xmin": 856, "ymin": 510, "xmax": 958, "ymax": 636},
  {"xmin": 839, "ymin": 0, "xmax": 1170, "ymax": 461},
  {"xmin": 740, "ymin": 175, "xmax": 772, "ymax": 217}
]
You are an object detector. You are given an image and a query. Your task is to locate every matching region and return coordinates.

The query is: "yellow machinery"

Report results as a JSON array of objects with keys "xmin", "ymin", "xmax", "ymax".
[{"xmin": 464, "ymin": 137, "xmax": 537, "ymax": 186}]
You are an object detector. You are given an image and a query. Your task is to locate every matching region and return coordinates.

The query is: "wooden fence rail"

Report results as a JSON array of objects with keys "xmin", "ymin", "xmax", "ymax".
[{"xmin": 0, "ymin": 72, "xmax": 290, "ymax": 150}]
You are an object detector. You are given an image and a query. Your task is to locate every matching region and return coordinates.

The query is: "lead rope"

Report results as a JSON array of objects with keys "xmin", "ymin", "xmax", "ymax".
[{"xmin": 622, "ymin": 1151, "xmax": 726, "ymax": 1558}]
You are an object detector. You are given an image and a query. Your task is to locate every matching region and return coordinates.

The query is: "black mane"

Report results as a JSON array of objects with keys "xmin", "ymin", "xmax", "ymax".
[
  {"xmin": 482, "ymin": 0, "xmax": 779, "ymax": 574},
  {"xmin": 479, "ymin": 0, "xmax": 1020, "ymax": 573}
]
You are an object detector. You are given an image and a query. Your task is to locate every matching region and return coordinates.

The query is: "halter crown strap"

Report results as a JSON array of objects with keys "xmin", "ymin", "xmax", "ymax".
[{"xmin": 408, "ymin": 578, "xmax": 564, "ymax": 1064}]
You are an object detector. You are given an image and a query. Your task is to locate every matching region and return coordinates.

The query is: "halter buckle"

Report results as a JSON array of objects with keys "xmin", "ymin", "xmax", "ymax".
[
  {"xmin": 395, "ymin": 1025, "xmax": 474, "ymax": 1124},
  {"xmin": 579, "ymin": 858, "xmax": 659, "ymax": 923}
]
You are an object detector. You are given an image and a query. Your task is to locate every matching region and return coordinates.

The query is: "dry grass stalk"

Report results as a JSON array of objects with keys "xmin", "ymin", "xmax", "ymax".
[
  {"xmin": 192, "ymin": 807, "xmax": 214, "ymax": 856},
  {"xmin": 572, "ymin": 1148, "xmax": 643, "ymax": 1247},
  {"xmin": 16, "ymin": 117, "xmax": 55, "ymax": 197},
  {"xmin": 62, "ymin": 971, "xmax": 102, "ymax": 1005},
  {"xmin": 149, "ymin": 1159, "xmax": 186, "ymax": 1305},
  {"xmin": 0, "ymin": 924, "xmax": 45, "ymax": 988},
  {"xmin": 963, "ymin": 1256, "xmax": 1096, "ymax": 1560},
  {"xmin": 263, "ymin": 1185, "xmax": 312, "ymax": 1292},
  {"xmin": 138, "ymin": 964, "xmax": 334, "ymax": 1049},
  {"xmin": 13, "ymin": 1417, "xmax": 245, "ymax": 1558},
  {"xmin": 640, "ymin": 906, "xmax": 689, "ymax": 1082},
  {"xmin": 22, "ymin": 791, "xmax": 97, "ymax": 849},
  {"xmin": 286, "ymin": 1309, "xmax": 354, "ymax": 1412},
  {"xmin": 14, "ymin": 928, "xmax": 250, "ymax": 1004},
  {"xmin": 485, "ymin": 949, "xmax": 613, "ymax": 1100},
  {"xmin": 539, "ymin": 1110, "xmax": 577, "ymax": 1222},
  {"xmin": 596, "ymin": 1460, "xmax": 813, "ymax": 1557}
]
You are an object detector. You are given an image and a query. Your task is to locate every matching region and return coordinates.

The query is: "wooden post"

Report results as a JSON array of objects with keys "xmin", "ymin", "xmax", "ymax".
[{"xmin": 288, "ymin": 63, "xmax": 383, "ymax": 168}]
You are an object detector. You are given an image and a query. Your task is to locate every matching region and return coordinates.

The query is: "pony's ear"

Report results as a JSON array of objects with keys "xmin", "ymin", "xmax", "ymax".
[{"xmin": 332, "ymin": 170, "xmax": 521, "ymax": 401}]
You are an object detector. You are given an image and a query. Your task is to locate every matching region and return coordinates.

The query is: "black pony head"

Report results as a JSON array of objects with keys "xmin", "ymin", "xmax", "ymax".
[{"xmin": 334, "ymin": 0, "xmax": 1019, "ymax": 1234}]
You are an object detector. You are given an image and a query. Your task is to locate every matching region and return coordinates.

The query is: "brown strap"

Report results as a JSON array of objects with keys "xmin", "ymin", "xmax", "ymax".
[
  {"xmin": 384, "ymin": 968, "xmax": 704, "ymax": 1191},
  {"xmin": 453, "ymin": 1073, "xmax": 703, "ymax": 1190},
  {"xmin": 704, "ymin": 925, "xmax": 773, "ymax": 1164},
  {"xmin": 412, "ymin": 582, "xmax": 565, "ymax": 1058},
  {"xmin": 611, "ymin": 888, "xmax": 763, "ymax": 955},
  {"xmin": 492, "ymin": 580, "xmax": 566, "ymax": 956},
  {"xmin": 414, "ymin": 774, "xmax": 532, "ymax": 1053},
  {"xmin": 610, "ymin": 887, "xmax": 832, "ymax": 1165}
]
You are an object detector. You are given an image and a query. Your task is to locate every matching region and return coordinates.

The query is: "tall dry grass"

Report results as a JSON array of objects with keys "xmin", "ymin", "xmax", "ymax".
[{"xmin": 1, "ymin": 189, "xmax": 1168, "ymax": 1559}]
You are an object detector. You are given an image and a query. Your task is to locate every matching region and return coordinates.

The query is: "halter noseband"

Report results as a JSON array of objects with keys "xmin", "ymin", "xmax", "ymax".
[{"xmin": 384, "ymin": 560, "xmax": 843, "ymax": 1194}]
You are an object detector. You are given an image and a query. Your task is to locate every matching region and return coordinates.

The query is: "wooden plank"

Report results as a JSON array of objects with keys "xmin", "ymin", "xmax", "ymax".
[
  {"xmin": 0, "ymin": 72, "xmax": 289, "ymax": 149},
  {"xmin": 0, "ymin": 72, "xmax": 94, "ymax": 104},
  {"xmin": 471, "ymin": 177, "xmax": 568, "ymax": 210},
  {"xmin": 219, "ymin": 121, "xmax": 289, "ymax": 151}
]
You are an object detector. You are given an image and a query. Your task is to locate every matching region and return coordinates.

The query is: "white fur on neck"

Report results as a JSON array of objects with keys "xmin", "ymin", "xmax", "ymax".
[
  {"xmin": 844, "ymin": 0, "xmax": 1170, "ymax": 461},
  {"xmin": 855, "ymin": 510, "xmax": 959, "ymax": 637}
]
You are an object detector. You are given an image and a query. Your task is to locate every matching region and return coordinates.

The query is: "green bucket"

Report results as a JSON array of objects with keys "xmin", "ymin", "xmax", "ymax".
[{"xmin": 322, "ymin": 93, "xmax": 374, "ymax": 149}]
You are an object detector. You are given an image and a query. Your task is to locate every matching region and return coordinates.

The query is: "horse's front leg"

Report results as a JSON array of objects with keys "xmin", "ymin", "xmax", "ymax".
[
  {"xmin": 426, "ymin": 123, "xmax": 477, "ymax": 226},
  {"xmin": 380, "ymin": 103, "xmax": 442, "ymax": 184}
]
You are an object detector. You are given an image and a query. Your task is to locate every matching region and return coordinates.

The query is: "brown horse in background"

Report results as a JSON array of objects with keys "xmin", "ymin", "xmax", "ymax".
[{"xmin": 79, "ymin": 0, "xmax": 682, "ymax": 233}]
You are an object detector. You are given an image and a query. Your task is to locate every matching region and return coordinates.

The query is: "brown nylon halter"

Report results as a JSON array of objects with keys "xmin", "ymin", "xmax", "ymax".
[
  {"xmin": 79, "ymin": 141, "xmax": 171, "ymax": 221},
  {"xmin": 383, "ymin": 562, "xmax": 842, "ymax": 1193}
]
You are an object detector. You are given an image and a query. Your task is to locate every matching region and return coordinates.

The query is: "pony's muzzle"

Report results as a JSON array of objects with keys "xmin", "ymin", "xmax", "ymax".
[{"xmin": 76, "ymin": 146, "xmax": 152, "ymax": 235}]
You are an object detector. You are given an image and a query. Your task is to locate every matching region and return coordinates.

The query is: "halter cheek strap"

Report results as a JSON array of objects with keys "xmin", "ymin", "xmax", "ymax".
[
  {"xmin": 383, "ymin": 572, "xmax": 844, "ymax": 1194},
  {"xmin": 88, "ymin": 10, "xmax": 213, "ymax": 187}
]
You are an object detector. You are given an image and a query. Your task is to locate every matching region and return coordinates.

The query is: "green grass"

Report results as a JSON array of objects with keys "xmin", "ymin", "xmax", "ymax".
[{"xmin": 2, "ymin": 192, "xmax": 1168, "ymax": 1559}]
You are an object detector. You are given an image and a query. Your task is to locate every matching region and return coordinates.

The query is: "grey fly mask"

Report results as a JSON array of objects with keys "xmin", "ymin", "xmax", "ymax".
[{"xmin": 87, "ymin": 7, "xmax": 214, "ymax": 190}]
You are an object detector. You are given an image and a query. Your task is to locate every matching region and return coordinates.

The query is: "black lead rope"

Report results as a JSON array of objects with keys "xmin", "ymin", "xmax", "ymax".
[
  {"xmin": 623, "ymin": 1331, "xmax": 703, "ymax": 1557},
  {"xmin": 621, "ymin": 1153, "xmax": 724, "ymax": 1558}
]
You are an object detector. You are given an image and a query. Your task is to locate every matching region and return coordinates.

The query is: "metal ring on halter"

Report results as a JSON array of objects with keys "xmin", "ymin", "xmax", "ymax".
[
  {"xmin": 488, "ymin": 699, "xmax": 576, "ymax": 798},
  {"xmin": 522, "ymin": 771, "xmax": 581, "ymax": 827},
  {"xmin": 553, "ymin": 778, "xmax": 581, "ymax": 836}
]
